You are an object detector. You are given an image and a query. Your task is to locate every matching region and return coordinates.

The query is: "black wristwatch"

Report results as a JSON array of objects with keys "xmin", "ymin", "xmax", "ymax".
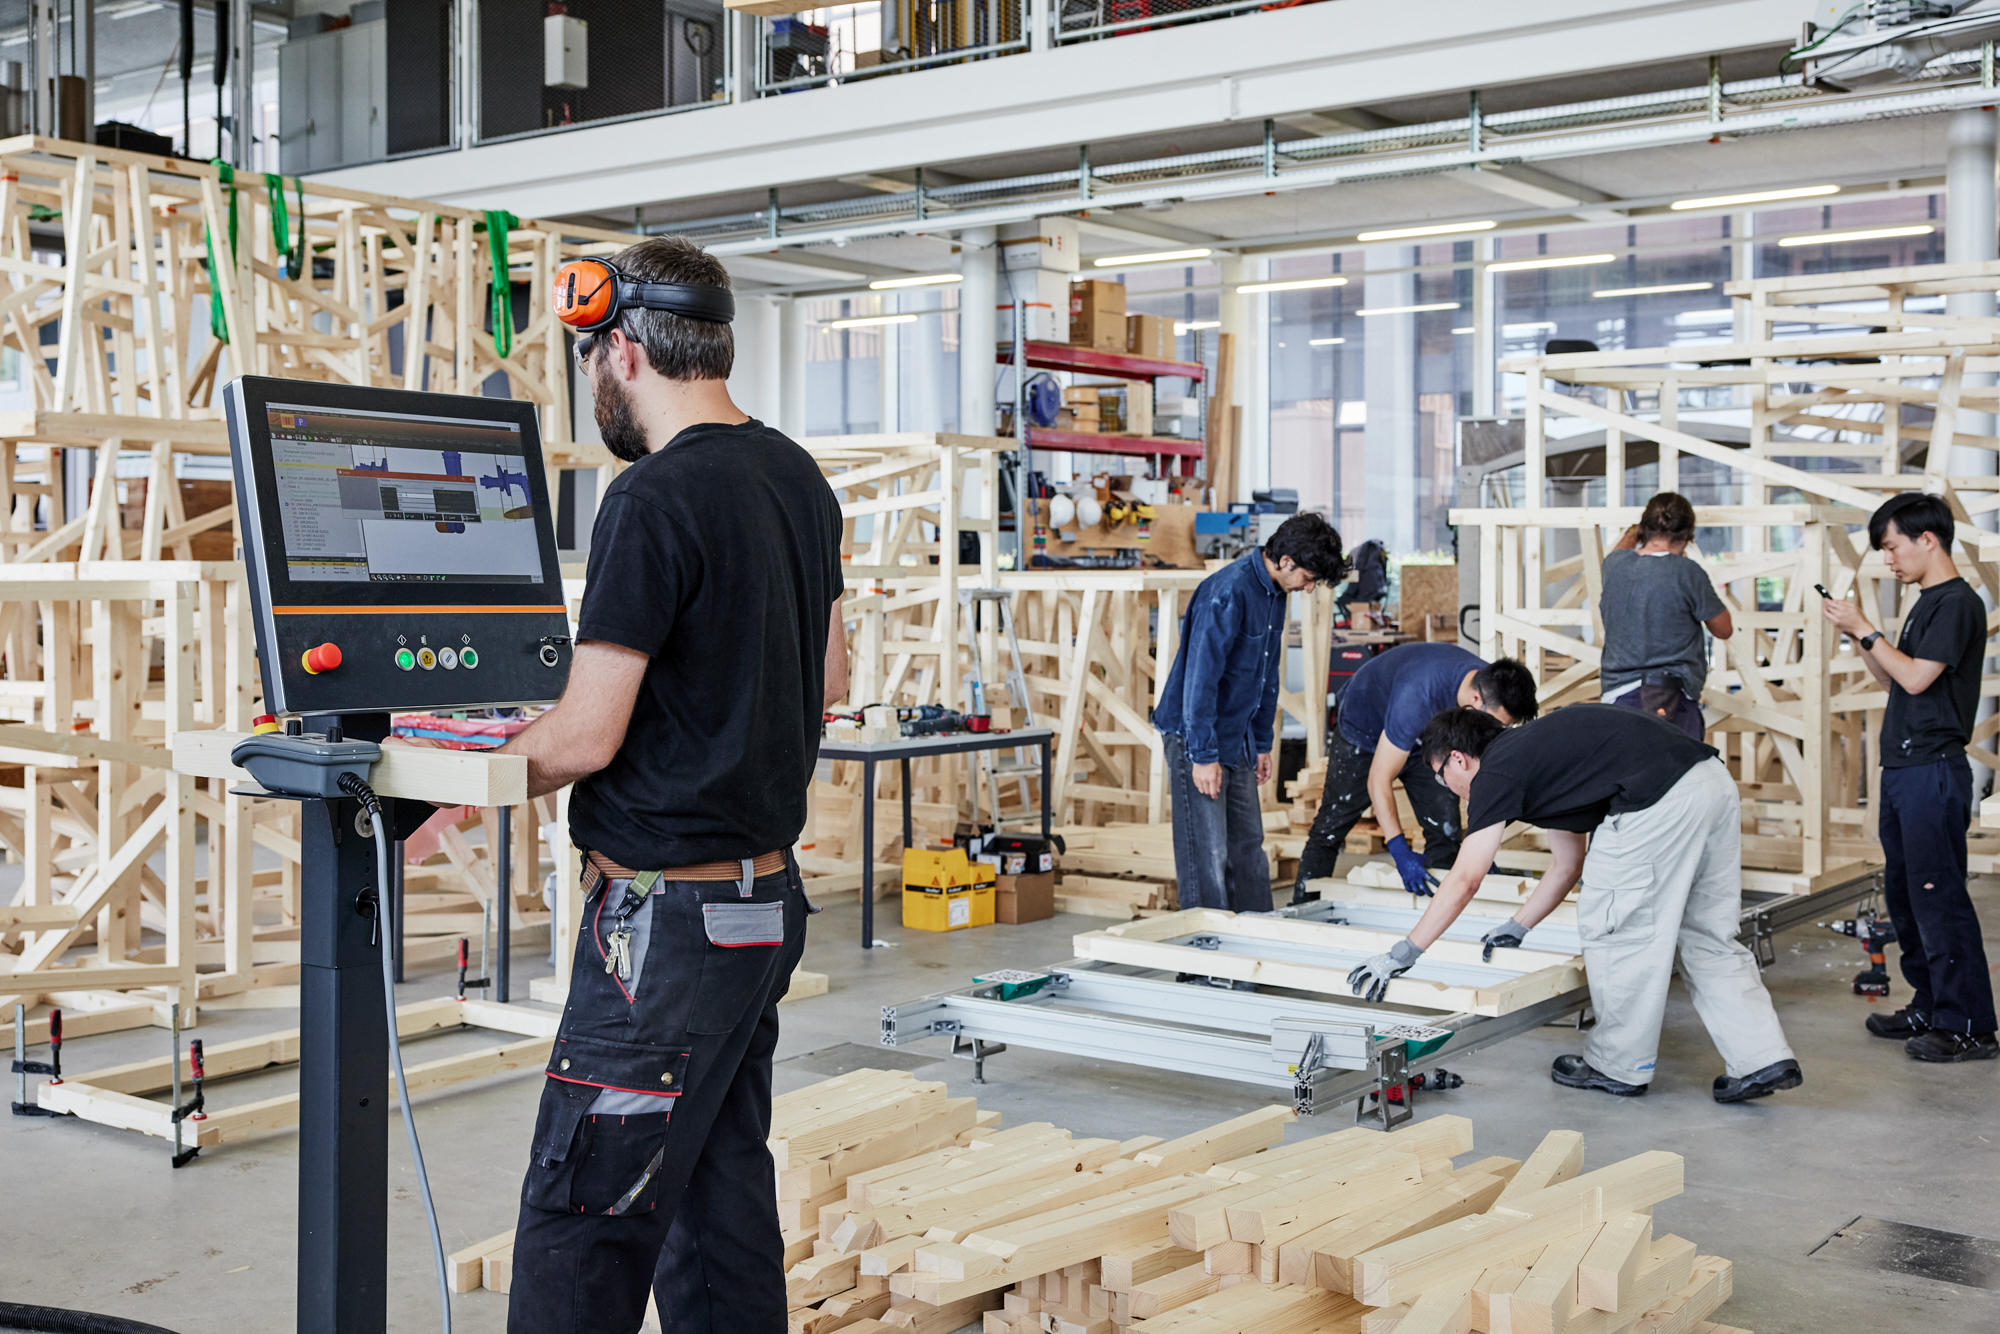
[{"xmin": 1860, "ymin": 631, "xmax": 1883, "ymax": 651}]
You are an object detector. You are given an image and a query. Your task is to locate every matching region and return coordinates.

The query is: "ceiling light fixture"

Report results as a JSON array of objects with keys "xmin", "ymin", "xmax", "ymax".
[
  {"xmin": 1503, "ymin": 321, "xmax": 1557, "ymax": 334},
  {"xmin": 1451, "ymin": 327, "xmax": 1474, "ymax": 335},
  {"xmin": 1236, "ymin": 276, "xmax": 1349, "ymax": 294},
  {"xmin": 1592, "ymin": 281, "xmax": 1716, "ymax": 298},
  {"xmin": 1669, "ymin": 185, "xmax": 1838, "ymax": 211},
  {"xmin": 1094, "ymin": 248, "xmax": 1214, "ymax": 267},
  {"xmin": 1488, "ymin": 253, "xmax": 1616, "ymax": 273},
  {"xmin": 1309, "ymin": 337, "xmax": 1346, "ymax": 346},
  {"xmin": 1355, "ymin": 302, "xmax": 1460, "ymax": 317},
  {"xmin": 1777, "ymin": 224, "xmax": 1934, "ymax": 247},
  {"xmin": 828, "ymin": 314, "xmax": 919, "ymax": 329},
  {"xmin": 1175, "ymin": 319, "xmax": 1220, "ymax": 333},
  {"xmin": 868, "ymin": 273, "xmax": 962, "ymax": 290},
  {"xmin": 1356, "ymin": 220, "xmax": 1498, "ymax": 242}
]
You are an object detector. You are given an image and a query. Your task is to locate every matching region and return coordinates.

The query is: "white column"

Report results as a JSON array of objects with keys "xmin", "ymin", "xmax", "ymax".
[
  {"xmin": 1947, "ymin": 107, "xmax": 1998, "ymax": 491},
  {"xmin": 879, "ymin": 293, "xmax": 902, "ymax": 433},
  {"xmin": 1363, "ymin": 248, "xmax": 1418, "ymax": 552},
  {"xmin": 1471, "ymin": 237, "xmax": 1498, "ymax": 418},
  {"xmin": 1217, "ymin": 254, "xmax": 1257, "ymax": 503},
  {"xmin": 778, "ymin": 297, "xmax": 808, "ymax": 439},
  {"xmin": 458, "ymin": 0, "xmax": 477, "ymax": 147},
  {"xmin": 959, "ymin": 226, "xmax": 998, "ymax": 437},
  {"xmin": 727, "ymin": 295, "xmax": 782, "ymax": 426}
]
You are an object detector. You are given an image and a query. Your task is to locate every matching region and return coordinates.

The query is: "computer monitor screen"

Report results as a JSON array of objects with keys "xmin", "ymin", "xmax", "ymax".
[
  {"xmin": 268, "ymin": 403, "xmax": 546, "ymax": 586},
  {"xmin": 225, "ymin": 377, "xmax": 572, "ymax": 717}
]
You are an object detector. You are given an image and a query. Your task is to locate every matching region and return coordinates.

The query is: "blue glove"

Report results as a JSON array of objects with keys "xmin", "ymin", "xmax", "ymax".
[
  {"xmin": 1387, "ymin": 835, "xmax": 1438, "ymax": 898},
  {"xmin": 1480, "ymin": 917, "xmax": 1529, "ymax": 964},
  {"xmin": 1347, "ymin": 938, "xmax": 1423, "ymax": 1002}
]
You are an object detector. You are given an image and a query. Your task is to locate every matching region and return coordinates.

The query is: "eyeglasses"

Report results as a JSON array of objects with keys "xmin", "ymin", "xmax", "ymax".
[{"xmin": 574, "ymin": 333, "xmax": 597, "ymax": 366}]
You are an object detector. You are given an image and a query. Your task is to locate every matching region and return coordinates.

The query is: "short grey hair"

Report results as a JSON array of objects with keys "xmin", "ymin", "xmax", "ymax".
[{"xmin": 600, "ymin": 235, "xmax": 734, "ymax": 382}]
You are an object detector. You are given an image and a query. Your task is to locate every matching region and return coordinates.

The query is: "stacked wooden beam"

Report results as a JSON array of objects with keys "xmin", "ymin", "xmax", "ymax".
[{"xmin": 449, "ymin": 1072, "xmax": 1754, "ymax": 1334}]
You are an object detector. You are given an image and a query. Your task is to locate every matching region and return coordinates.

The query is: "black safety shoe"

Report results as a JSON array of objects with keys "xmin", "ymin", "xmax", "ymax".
[
  {"xmin": 1551, "ymin": 1054, "xmax": 1647, "ymax": 1096},
  {"xmin": 1865, "ymin": 1006, "xmax": 1929, "ymax": 1039},
  {"xmin": 1713, "ymin": 1058, "xmax": 1803, "ymax": 1103},
  {"xmin": 1905, "ymin": 1030, "xmax": 2000, "ymax": 1063}
]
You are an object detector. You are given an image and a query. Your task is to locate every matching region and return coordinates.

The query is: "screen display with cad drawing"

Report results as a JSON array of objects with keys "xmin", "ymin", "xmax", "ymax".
[{"xmin": 267, "ymin": 403, "xmax": 545, "ymax": 584}]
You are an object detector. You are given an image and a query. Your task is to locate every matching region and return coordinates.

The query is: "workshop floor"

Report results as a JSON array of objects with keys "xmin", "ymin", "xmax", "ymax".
[{"xmin": 5, "ymin": 866, "xmax": 1999, "ymax": 1334}]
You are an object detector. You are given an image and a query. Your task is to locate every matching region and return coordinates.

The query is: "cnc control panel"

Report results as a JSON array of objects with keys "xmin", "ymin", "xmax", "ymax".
[{"xmin": 225, "ymin": 378, "xmax": 573, "ymax": 717}]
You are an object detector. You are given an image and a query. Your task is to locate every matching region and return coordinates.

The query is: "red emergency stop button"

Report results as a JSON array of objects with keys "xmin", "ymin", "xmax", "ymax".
[
  {"xmin": 252, "ymin": 714, "xmax": 280, "ymax": 735},
  {"xmin": 302, "ymin": 643, "xmax": 343, "ymax": 675}
]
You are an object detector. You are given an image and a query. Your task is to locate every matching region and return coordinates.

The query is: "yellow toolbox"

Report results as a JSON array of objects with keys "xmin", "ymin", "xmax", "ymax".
[{"xmin": 902, "ymin": 848, "xmax": 997, "ymax": 931}]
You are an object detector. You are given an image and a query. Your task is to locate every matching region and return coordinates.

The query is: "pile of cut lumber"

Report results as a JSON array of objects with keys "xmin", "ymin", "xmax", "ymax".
[
  {"xmin": 455, "ymin": 1070, "xmax": 1753, "ymax": 1334},
  {"xmin": 1054, "ymin": 871, "xmax": 1176, "ymax": 920},
  {"xmin": 781, "ymin": 1074, "xmax": 1748, "ymax": 1334}
]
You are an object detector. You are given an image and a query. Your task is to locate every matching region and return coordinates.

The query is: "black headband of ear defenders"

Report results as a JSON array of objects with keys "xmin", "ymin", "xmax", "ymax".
[{"xmin": 618, "ymin": 278, "xmax": 736, "ymax": 326}]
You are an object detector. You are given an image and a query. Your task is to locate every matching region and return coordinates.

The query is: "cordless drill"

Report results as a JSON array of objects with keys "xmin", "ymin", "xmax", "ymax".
[{"xmin": 1823, "ymin": 912, "xmax": 1896, "ymax": 997}]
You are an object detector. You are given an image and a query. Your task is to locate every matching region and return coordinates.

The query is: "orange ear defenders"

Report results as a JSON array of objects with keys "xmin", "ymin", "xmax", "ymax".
[{"xmin": 552, "ymin": 258, "xmax": 736, "ymax": 345}]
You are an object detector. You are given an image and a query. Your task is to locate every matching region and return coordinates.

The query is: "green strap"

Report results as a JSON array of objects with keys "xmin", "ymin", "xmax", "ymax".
[
  {"xmin": 264, "ymin": 173, "xmax": 290, "ymax": 277},
  {"xmin": 205, "ymin": 161, "xmax": 238, "ymax": 343},
  {"xmin": 264, "ymin": 172, "xmax": 308, "ymax": 282},
  {"xmin": 484, "ymin": 209, "xmax": 518, "ymax": 359}
]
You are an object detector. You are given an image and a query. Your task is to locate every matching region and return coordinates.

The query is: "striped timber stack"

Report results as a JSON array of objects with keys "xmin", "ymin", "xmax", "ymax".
[{"xmin": 769, "ymin": 1070, "xmax": 1750, "ymax": 1334}]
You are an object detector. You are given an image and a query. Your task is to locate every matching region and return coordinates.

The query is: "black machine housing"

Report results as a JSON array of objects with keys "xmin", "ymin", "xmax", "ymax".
[{"xmin": 224, "ymin": 377, "xmax": 573, "ymax": 717}]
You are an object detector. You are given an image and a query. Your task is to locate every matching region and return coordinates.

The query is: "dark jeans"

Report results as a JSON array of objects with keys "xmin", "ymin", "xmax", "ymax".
[
  {"xmin": 1163, "ymin": 732, "xmax": 1272, "ymax": 912},
  {"xmin": 1607, "ymin": 684, "xmax": 1706, "ymax": 742},
  {"xmin": 1879, "ymin": 756, "xmax": 1996, "ymax": 1036},
  {"xmin": 1295, "ymin": 729, "xmax": 1463, "ymax": 892},
  {"xmin": 508, "ymin": 858, "xmax": 810, "ymax": 1334}
]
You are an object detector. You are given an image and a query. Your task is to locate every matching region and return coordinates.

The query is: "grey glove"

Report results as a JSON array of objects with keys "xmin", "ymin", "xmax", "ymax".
[
  {"xmin": 1480, "ymin": 917, "xmax": 1529, "ymax": 964},
  {"xmin": 1347, "ymin": 937, "xmax": 1423, "ymax": 1003}
]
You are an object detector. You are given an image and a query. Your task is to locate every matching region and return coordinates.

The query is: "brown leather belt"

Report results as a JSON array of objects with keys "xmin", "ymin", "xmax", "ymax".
[{"xmin": 587, "ymin": 849, "xmax": 787, "ymax": 882}]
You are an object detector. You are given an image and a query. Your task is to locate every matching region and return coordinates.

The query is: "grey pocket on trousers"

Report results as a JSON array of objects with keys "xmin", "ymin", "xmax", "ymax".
[{"xmin": 701, "ymin": 900, "xmax": 785, "ymax": 948}]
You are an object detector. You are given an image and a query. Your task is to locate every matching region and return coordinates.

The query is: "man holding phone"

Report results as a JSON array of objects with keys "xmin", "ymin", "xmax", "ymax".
[{"xmin": 1821, "ymin": 492, "xmax": 1997, "ymax": 1063}]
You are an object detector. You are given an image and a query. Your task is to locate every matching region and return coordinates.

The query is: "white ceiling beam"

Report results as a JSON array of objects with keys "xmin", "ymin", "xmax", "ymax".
[
  {"xmin": 1447, "ymin": 162, "xmax": 1625, "ymax": 221},
  {"xmin": 318, "ymin": 0, "xmax": 1801, "ymax": 221}
]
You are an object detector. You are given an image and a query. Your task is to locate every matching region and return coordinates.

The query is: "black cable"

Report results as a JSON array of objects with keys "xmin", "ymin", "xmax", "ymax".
[
  {"xmin": 0, "ymin": 1303, "xmax": 184, "ymax": 1334},
  {"xmin": 336, "ymin": 772, "xmax": 452, "ymax": 1334}
]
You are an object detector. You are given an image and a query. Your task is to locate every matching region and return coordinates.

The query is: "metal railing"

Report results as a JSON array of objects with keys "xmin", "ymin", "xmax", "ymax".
[{"xmin": 754, "ymin": 0, "xmax": 1030, "ymax": 95}]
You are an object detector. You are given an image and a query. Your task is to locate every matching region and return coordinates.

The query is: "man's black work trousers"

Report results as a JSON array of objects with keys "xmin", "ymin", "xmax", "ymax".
[
  {"xmin": 1294, "ymin": 730, "xmax": 1463, "ymax": 895},
  {"xmin": 507, "ymin": 858, "xmax": 809, "ymax": 1334},
  {"xmin": 1879, "ymin": 756, "xmax": 1997, "ymax": 1036}
]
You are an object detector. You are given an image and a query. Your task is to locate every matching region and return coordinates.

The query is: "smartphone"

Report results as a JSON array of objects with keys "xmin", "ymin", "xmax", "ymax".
[{"xmin": 1814, "ymin": 584, "xmax": 1833, "ymax": 599}]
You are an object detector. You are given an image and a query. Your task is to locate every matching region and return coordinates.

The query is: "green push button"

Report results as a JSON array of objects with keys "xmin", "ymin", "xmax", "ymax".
[
  {"xmin": 459, "ymin": 647, "xmax": 479, "ymax": 669},
  {"xmin": 394, "ymin": 648, "xmax": 416, "ymax": 671}
]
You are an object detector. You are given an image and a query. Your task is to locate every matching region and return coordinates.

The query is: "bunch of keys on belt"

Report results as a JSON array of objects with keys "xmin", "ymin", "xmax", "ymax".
[{"xmin": 603, "ymin": 880, "xmax": 652, "ymax": 982}]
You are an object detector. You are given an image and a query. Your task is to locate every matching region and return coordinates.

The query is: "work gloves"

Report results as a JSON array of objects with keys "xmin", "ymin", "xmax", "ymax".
[
  {"xmin": 1480, "ymin": 917, "xmax": 1529, "ymax": 963},
  {"xmin": 1348, "ymin": 937, "xmax": 1423, "ymax": 1002},
  {"xmin": 1386, "ymin": 835, "xmax": 1438, "ymax": 897}
]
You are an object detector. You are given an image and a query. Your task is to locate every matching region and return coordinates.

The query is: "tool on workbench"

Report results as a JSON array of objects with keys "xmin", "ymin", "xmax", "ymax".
[
  {"xmin": 1823, "ymin": 911, "xmax": 1896, "ymax": 997},
  {"xmin": 11, "ymin": 1003, "xmax": 62, "ymax": 1117},
  {"xmin": 169, "ymin": 1003, "xmax": 205, "ymax": 1168},
  {"xmin": 1378, "ymin": 1068, "xmax": 1463, "ymax": 1105},
  {"xmin": 457, "ymin": 937, "xmax": 491, "ymax": 1001}
]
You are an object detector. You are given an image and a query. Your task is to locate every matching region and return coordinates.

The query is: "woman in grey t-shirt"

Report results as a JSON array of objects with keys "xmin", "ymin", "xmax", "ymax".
[{"xmin": 1598, "ymin": 492, "xmax": 1731, "ymax": 741}]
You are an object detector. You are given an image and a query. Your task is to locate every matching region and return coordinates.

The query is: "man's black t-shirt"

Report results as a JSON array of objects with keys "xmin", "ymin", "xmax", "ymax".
[
  {"xmin": 1881, "ymin": 576, "xmax": 1987, "ymax": 769},
  {"xmin": 569, "ymin": 419, "xmax": 843, "ymax": 868},
  {"xmin": 1465, "ymin": 703, "xmax": 1718, "ymax": 834}
]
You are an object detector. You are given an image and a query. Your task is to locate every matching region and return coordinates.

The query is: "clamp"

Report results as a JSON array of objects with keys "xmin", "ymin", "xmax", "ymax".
[
  {"xmin": 170, "ymin": 1005, "xmax": 206, "ymax": 1168},
  {"xmin": 457, "ymin": 938, "xmax": 491, "ymax": 1001},
  {"xmin": 11, "ymin": 1003, "xmax": 63, "ymax": 1117}
]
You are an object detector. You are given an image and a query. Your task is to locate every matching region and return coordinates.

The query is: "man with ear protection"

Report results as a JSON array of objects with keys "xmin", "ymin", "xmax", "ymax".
[{"xmin": 497, "ymin": 236, "xmax": 844, "ymax": 1333}]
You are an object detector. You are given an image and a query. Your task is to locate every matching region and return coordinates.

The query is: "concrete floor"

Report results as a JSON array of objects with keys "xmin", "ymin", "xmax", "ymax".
[{"xmin": 5, "ymin": 868, "xmax": 1999, "ymax": 1334}]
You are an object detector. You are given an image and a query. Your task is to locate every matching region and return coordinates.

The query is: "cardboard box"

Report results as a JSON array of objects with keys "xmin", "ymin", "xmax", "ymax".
[
  {"xmin": 1070, "ymin": 279, "xmax": 1127, "ymax": 352},
  {"xmin": 998, "ymin": 216, "xmax": 1081, "ymax": 273},
  {"xmin": 995, "ymin": 871, "xmax": 1056, "ymax": 924},
  {"xmin": 1053, "ymin": 409, "xmax": 1099, "ymax": 434},
  {"xmin": 903, "ymin": 884, "xmax": 996, "ymax": 931},
  {"xmin": 1123, "ymin": 382, "xmax": 1153, "ymax": 437},
  {"xmin": 984, "ymin": 834, "xmax": 1060, "ymax": 876},
  {"xmin": 999, "ymin": 267, "xmax": 1071, "ymax": 344},
  {"xmin": 1126, "ymin": 313, "xmax": 1175, "ymax": 362},
  {"xmin": 1063, "ymin": 386, "xmax": 1100, "ymax": 404}
]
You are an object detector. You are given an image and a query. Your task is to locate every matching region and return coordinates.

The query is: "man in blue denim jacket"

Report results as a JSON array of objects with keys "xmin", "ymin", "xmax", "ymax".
[{"xmin": 1155, "ymin": 513, "xmax": 1346, "ymax": 911}]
